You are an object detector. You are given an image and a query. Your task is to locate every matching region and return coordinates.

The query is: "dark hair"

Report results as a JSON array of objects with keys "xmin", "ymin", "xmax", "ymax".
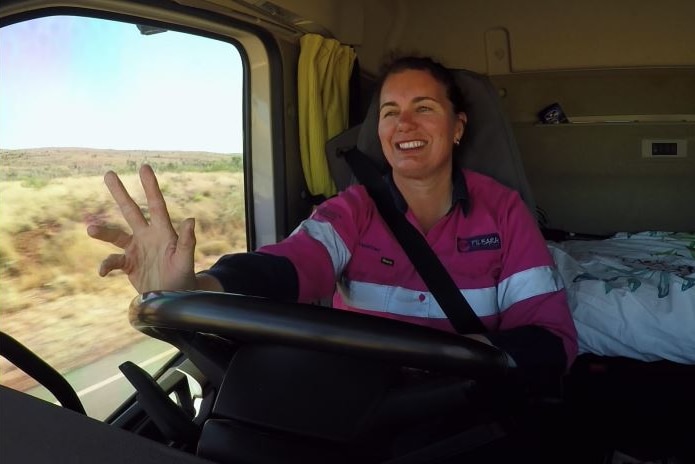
[{"xmin": 376, "ymin": 55, "xmax": 466, "ymax": 115}]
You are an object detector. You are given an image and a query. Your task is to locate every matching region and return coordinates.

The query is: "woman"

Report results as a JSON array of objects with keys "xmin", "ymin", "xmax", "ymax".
[{"xmin": 88, "ymin": 56, "xmax": 577, "ymax": 373}]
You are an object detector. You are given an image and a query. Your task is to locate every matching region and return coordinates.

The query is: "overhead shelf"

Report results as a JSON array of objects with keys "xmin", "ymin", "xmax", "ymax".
[{"xmin": 529, "ymin": 114, "xmax": 695, "ymax": 126}]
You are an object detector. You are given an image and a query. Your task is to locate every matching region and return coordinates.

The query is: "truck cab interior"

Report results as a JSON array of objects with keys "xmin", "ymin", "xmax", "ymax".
[{"xmin": 0, "ymin": 1, "xmax": 693, "ymax": 463}]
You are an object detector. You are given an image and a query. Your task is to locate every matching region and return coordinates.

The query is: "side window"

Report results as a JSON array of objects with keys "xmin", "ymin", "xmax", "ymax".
[{"xmin": 0, "ymin": 15, "xmax": 245, "ymax": 419}]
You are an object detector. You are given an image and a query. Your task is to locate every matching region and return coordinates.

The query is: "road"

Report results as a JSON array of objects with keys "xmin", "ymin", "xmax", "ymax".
[{"xmin": 27, "ymin": 338, "xmax": 177, "ymax": 420}]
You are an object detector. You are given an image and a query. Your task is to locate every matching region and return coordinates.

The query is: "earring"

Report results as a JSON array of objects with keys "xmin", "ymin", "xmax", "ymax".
[{"xmin": 454, "ymin": 138, "xmax": 460, "ymax": 146}]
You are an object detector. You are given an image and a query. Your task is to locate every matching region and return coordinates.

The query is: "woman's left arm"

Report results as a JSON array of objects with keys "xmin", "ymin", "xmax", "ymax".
[{"xmin": 484, "ymin": 192, "xmax": 578, "ymax": 372}]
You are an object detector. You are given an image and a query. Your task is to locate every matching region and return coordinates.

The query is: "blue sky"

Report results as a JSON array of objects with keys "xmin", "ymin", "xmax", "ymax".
[{"xmin": 0, "ymin": 15, "xmax": 243, "ymax": 153}]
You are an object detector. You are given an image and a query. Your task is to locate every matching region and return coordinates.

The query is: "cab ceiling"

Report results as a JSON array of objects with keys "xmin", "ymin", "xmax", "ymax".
[{"xmin": 184, "ymin": 0, "xmax": 695, "ymax": 76}]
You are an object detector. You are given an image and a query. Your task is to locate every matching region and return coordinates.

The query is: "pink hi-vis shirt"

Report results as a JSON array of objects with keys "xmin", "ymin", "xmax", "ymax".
[{"xmin": 260, "ymin": 169, "xmax": 578, "ymax": 368}]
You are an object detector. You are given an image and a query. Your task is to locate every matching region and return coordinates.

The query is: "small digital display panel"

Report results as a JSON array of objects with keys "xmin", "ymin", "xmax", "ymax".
[{"xmin": 651, "ymin": 142, "xmax": 678, "ymax": 156}]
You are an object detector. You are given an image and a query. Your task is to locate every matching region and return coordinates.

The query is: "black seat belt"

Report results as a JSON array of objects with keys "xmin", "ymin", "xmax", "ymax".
[{"xmin": 342, "ymin": 147, "xmax": 487, "ymax": 334}]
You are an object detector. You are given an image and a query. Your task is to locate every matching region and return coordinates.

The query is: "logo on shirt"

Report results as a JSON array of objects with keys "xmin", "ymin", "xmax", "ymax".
[{"xmin": 457, "ymin": 233, "xmax": 501, "ymax": 252}]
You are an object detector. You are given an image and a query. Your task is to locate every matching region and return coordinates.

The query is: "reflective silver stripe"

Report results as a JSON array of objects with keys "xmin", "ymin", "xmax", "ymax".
[
  {"xmin": 337, "ymin": 280, "xmax": 499, "ymax": 318},
  {"xmin": 292, "ymin": 219, "xmax": 351, "ymax": 277},
  {"xmin": 497, "ymin": 266, "xmax": 564, "ymax": 311}
]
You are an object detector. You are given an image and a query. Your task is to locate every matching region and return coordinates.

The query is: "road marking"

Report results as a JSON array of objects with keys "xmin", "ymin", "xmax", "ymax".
[{"xmin": 75, "ymin": 347, "xmax": 178, "ymax": 398}]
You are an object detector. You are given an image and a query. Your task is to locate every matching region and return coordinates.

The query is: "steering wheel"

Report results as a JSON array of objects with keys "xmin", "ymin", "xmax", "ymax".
[
  {"xmin": 0, "ymin": 331, "xmax": 85, "ymax": 415},
  {"xmin": 128, "ymin": 291, "xmax": 518, "ymax": 462},
  {"xmin": 129, "ymin": 290, "xmax": 513, "ymax": 379}
]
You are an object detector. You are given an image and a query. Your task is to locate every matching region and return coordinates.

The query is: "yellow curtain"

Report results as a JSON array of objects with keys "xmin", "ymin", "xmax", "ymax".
[{"xmin": 297, "ymin": 33, "xmax": 356, "ymax": 198}]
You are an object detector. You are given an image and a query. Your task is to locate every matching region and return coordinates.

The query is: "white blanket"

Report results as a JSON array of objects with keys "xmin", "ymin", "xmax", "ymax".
[{"xmin": 548, "ymin": 231, "xmax": 695, "ymax": 364}]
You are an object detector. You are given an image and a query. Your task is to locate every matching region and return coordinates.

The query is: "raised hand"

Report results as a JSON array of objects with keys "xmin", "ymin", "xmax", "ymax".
[{"xmin": 87, "ymin": 164, "xmax": 197, "ymax": 293}]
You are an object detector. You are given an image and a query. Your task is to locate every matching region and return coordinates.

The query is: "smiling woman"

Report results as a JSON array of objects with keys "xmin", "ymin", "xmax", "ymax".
[{"xmin": 0, "ymin": 14, "xmax": 246, "ymax": 419}]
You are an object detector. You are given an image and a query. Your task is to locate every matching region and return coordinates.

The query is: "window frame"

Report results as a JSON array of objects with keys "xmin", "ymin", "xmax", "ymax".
[{"xmin": 0, "ymin": 0, "xmax": 290, "ymax": 422}]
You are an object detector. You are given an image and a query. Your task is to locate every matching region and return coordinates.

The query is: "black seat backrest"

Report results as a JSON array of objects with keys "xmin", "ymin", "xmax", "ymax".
[{"xmin": 326, "ymin": 68, "xmax": 536, "ymax": 214}]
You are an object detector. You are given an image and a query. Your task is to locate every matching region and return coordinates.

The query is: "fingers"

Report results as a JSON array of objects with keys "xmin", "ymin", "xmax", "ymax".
[
  {"xmin": 87, "ymin": 224, "xmax": 132, "ymax": 249},
  {"xmin": 139, "ymin": 164, "xmax": 174, "ymax": 230},
  {"xmin": 103, "ymin": 164, "xmax": 174, "ymax": 234},
  {"xmin": 104, "ymin": 170, "xmax": 148, "ymax": 231},
  {"xmin": 176, "ymin": 218, "xmax": 197, "ymax": 258},
  {"xmin": 99, "ymin": 253, "xmax": 127, "ymax": 277}
]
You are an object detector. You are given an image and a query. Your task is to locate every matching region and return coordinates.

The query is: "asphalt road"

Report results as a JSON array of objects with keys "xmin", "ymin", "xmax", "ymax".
[{"xmin": 27, "ymin": 338, "xmax": 177, "ymax": 420}]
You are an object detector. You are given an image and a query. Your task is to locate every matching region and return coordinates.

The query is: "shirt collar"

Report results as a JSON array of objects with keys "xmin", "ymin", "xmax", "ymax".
[{"xmin": 384, "ymin": 166, "xmax": 470, "ymax": 216}]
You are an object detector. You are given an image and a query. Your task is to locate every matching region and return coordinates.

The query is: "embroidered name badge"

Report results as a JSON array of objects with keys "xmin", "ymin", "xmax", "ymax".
[{"xmin": 457, "ymin": 233, "xmax": 501, "ymax": 252}]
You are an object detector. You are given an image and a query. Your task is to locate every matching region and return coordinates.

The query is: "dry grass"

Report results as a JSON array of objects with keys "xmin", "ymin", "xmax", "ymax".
[{"xmin": 0, "ymin": 149, "xmax": 246, "ymax": 391}]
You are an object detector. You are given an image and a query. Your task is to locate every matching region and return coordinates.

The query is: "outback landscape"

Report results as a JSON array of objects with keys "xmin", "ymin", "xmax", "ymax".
[{"xmin": 0, "ymin": 148, "xmax": 246, "ymax": 391}]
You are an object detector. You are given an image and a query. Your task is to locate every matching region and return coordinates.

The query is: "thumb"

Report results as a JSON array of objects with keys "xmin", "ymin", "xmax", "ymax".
[{"xmin": 176, "ymin": 217, "xmax": 197, "ymax": 258}]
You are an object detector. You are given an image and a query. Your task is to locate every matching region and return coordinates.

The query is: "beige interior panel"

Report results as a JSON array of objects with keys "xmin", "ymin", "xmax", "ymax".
[
  {"xmin": 269, "ymin": 0, "xmax": 695, "ymax": 75},
  {"xmin": 493, "ymin": 69, "xmax": 695, "ymax": 123},
  {"xmin": 485, "ymin": 68, "xmax": 694, "ymax": 234},
  {"xmin": 513, "ymin": 123, "xmax": 694, "ymax": 234}
]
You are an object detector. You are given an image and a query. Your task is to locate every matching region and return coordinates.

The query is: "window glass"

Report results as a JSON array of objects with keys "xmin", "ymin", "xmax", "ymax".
[{"xmin": 0, "ymin": 15, "xmax": 244, "ymax": 419}]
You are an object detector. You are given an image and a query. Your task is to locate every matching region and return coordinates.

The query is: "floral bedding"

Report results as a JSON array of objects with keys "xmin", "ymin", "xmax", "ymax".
[{"xmin": 548, "ymin": 231, "xmax": 695, "ymax": 363}]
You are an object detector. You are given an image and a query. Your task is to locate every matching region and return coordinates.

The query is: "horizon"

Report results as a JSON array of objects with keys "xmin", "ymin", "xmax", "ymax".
[{"xmin": 0, "ymin": 146, "xmax": 242, "ymax": 155}]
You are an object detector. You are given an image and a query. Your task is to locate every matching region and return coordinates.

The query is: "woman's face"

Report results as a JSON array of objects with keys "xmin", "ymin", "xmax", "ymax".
[{"xmin": 378, "ymin": 69, "xmax": 466, "ymax": 182}]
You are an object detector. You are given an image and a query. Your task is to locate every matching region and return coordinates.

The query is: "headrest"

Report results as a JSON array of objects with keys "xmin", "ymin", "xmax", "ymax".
[{"xmin": 326, "ymin": 69, "xmax": 536, "ymax": 213}]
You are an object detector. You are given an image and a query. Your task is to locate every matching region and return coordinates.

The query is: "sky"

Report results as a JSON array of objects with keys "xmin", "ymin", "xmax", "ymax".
[{"xmin": 0, "ymin": 15, "xmax": 243, "ymax": 153}]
